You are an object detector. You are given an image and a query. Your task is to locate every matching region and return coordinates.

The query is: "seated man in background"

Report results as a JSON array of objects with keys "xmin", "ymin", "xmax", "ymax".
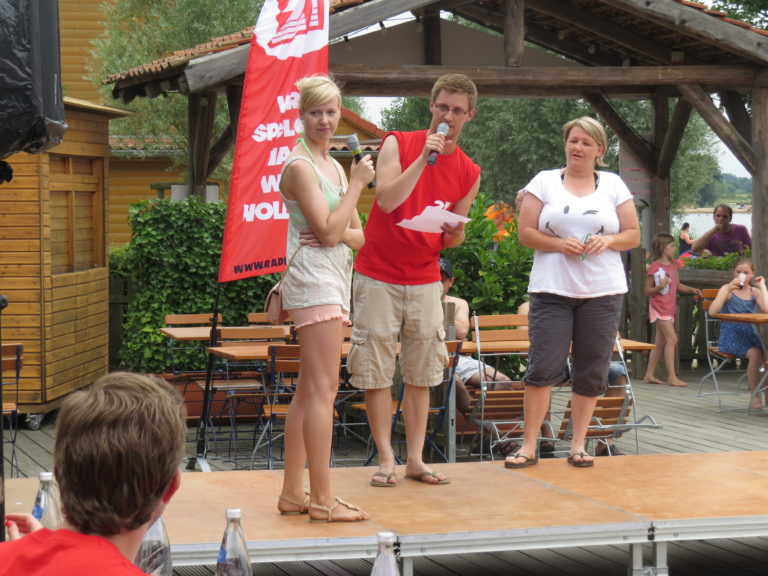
[
  {"xmin": 1, "ymin": 372, "xmax": 187, "ymax": 574},
  {"xmin": 690, "ymin": 204, "xmax": 751, "ymax": 256},
  {"xmin": 439, "ymin": 257, "xmax": 521, "ymax": 417}
]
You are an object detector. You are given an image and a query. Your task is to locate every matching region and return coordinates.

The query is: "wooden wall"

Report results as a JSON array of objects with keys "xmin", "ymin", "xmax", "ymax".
[
  {"xmin": 1, "ymin": 101, "xmax": 118, "ymax": 412},
  {"xmin": 109, "ymin": 158, "xmax": 185, "ymax": 247},
  {"xmin": 59, "ymin": 0, "xmax": 104, "ymax": 104}
]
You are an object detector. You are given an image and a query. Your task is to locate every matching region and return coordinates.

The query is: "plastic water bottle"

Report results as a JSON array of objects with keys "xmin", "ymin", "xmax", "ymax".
[
  {"xmin": 215, "ymin": 508, "xmax": 252, "ymax": 576},
  {"xmin": 31, "ymin": 471, "xmax": 61, "ymax": 529},
  {"xmin": 134, "ymin": 516, "xmax": 173, "ymax": 576},
  {"xmin": 654, "ymin": 268, "xmax": 669, "ymax": 295},
  {"xmin": 370, "ymin": 531, "xmax": 400, "ymax": 576}
]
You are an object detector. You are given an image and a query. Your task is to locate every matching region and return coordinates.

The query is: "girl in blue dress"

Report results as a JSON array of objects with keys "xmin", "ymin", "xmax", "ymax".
[{"xmin": 709, "ymin": 256, "xmax": 768, "ymax": 410}]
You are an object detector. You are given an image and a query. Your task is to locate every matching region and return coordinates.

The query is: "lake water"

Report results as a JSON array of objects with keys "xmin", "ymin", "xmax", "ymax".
[{"xmin": 671, "ymin": 211, "xmax": 752, "ymax": 237}]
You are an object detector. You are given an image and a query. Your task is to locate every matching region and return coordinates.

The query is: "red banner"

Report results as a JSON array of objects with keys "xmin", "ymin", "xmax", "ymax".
[{"xmin": 218, "ymin": 0, "xmax": 329, "ymax": 282}]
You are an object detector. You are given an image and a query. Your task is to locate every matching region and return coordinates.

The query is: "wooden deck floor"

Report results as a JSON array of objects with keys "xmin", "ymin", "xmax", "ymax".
[{"xmin": 5, "ymin": 364, "xmax": 768, "ymax": 575}]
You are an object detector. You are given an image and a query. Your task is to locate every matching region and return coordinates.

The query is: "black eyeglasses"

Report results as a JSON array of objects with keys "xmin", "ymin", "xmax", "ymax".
[{"xmin": 434, "ymin": 103, "xmax": 469, "ymax": 117}]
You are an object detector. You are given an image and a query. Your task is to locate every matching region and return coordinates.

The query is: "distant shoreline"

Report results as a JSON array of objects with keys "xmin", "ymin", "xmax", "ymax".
[{"xmin": 683, "ymin": 206, "xmax": 752, "ymax": 213}]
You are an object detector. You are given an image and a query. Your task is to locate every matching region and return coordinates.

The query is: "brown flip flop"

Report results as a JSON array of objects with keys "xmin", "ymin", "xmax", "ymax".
[
  {"xmin": 370, "ymin": 470, "xmax": 397, "ymax": 487},
  {"xmin": 404, "ymin": 470, "xmax": 451, "ymax": 484}
]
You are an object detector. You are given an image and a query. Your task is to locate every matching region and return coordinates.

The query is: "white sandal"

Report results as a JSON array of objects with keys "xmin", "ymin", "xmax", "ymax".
[
  {"xmin": 308, "ymin": 496, "xmax": 367, "ymax": 523},
  {"xmin": 278, "ymin": 491, "xmax": 310, "ymax": 515}
]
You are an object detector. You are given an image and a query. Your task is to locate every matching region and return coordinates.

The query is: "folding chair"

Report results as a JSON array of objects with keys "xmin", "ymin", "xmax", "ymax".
[
  {"xmin": 548, "ymin": 337, "xmax": 659, "ymax": 456},
  {"xmin": 251, "ymin": 344, "xmax": 300, "ymax": 470},
  {"xmin": 163, "ymin": 313, "xmax": 221, "ymax": 374},
  {"xmin": 556, "ymin": 388, "xmax": 660, "ymax": 456},
  {"xmin": 2, "ymin": 343, "xmax": 22, "ymax": 477},
  {"xmin": 469, "ymin": 313, "xmax": 529, "ymax": 460},
  {"xmin": 331, "ymin": 326, "xmax": 368, "ymax": 463},
  {"xmin": 697, "ymin": 289, "xmax": 749, "ymax": 410},
  {"xmin": 461, "ymin": 388, "xmax": 527, "ymax": 461},
  {"xmin": 246, "ymin": 312, "xmax": 271, "ymax": 324},
  {"xmin": 199, "ymin": 325, "xmax": 290, "ymax": 457}
]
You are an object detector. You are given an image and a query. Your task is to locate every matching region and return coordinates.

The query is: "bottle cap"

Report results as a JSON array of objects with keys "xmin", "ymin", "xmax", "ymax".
[
  {"xmin": 39, "ymin": 471, "xmax": 53, "ymax": 481},
  {"xmin": 225, "ymin": 508, "xmax": 242, "ymax": 519},
  {"xmin": 377, "ymin": 531, "xmax": 396, "ymax": 543}
]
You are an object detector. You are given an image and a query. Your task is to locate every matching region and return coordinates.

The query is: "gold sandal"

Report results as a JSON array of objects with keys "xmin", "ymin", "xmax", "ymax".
[
  {"xmin": 308, "ymin": 497, "xmax": 367, "ymax": 523},
  {"xmin": 278, "ymin": 491, "xmax": 310, "ymax": 515}
]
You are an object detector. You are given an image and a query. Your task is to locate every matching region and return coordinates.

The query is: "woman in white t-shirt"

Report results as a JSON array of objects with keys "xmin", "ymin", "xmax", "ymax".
[{"xmin": 505, "ymin": 116, "xmax": 640, "ymax": 470}]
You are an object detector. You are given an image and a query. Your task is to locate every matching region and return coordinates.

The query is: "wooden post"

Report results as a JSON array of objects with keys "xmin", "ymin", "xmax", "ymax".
[
  {"xmin": 629, "ymin": 246, "xmax": 648, "ymax": 379},
  {"xmin": 751, "ymin": 81, "xmax": 768, "ymax": 343}
]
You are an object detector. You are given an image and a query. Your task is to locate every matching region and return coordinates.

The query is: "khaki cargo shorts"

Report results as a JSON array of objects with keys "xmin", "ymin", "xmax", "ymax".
[{"xmin": 348, "ymin": 273, "xmax": 448, "ymax": 390}]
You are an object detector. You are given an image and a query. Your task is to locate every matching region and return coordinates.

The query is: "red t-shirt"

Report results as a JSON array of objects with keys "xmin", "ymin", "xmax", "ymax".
[
  {"xmin": 647, "ymin": 260, "xmax": 679, "ymax": 317},
  {"xmin": 0, "ymin": 528, "xmax": 146, "ymax": 575},
  {"xmin": 354, "ymin": 130, "xmax": 481, "ymax": 285}
]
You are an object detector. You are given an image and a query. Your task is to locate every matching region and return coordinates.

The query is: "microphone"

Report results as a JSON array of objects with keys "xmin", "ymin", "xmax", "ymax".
[
  {"xmin": 345, "ymin": 133, "xmax": 376, "ymax": 189},
  {"xmin": 427, "ymin": 122, "xmax": 449, "ymax": 166}
]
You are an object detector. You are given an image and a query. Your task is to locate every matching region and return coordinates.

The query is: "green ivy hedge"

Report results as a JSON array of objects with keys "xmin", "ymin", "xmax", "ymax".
[
  {"xmin": 113, "ymin": 194, "xmax": 533, "ymax": 373},
  {"xmin": 116, "ymin": 198, "xmax": 277, "ymax": 372}
]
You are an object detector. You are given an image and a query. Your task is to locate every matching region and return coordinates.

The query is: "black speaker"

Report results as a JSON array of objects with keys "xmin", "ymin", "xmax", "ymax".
[{"xmin": 0, "ymin": 0, "xmax": 67, "ymax": 159}]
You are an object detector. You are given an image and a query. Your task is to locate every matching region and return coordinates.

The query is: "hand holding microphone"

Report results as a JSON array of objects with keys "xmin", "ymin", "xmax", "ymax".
[
  {"xmin": 345, "ymin": 133, "xmax": 376, "ymax": 189},
  {"xmin": 427, "ymin": 122, "xmax": 449, "ymax": 166}
]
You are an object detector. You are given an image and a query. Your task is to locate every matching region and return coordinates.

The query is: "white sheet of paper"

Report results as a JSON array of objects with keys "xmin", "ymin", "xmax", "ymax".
[{"xmin": 396, "ymin": 205, "xmax": 471, "ymax": 233}]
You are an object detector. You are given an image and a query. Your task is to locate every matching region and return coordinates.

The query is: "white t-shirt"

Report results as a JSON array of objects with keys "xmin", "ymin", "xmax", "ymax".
[{"xmin": 525, "ymin": 168, "xmax": 632, "ymax": 298}]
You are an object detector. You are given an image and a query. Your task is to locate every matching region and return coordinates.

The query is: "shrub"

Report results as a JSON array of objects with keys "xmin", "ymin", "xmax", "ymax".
[{"xmin": 119, "ymin": 198, "xmax": 276, "ymax": 372}]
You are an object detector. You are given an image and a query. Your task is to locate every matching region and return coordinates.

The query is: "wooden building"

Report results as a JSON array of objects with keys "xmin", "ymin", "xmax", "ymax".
[{"xmin": 1, "ymin": 98, "xmax": 129, "ymax": 417}]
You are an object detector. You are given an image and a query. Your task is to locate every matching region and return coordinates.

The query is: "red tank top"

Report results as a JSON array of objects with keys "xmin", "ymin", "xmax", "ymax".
[{"xmin": 355, "ymin": 130, "xmax": 480, "ymax": 284}]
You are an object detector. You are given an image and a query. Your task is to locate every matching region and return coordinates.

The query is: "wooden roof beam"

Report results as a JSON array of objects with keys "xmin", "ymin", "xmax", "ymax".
[
  {"xmin": 599, "ymin": 0, "xmax": 768, "ymax": 67},
  {"xmin": 677, "ymin": 83, "xmax": 756, "ymax": 175},
  {"xmin": 206, "ymin": 85, "xmax": 243, "ymax": 178},
  {"xmin": 330, "ymin": 0, "xmax": 438, "ymax": 39},
  {"xmin": 719, "ymin": 90, "xmax": 752, "ymax": 143},
  {"xmin": 504, "ymin": 0, "xmax": 525, "ymax": 67},
  {"xmin": 523, "ymin": 23, "xmax": 622, "ymax": 67},
  {"xmin": 331, "ymin": 63, "xmax": 758, "ymax": 96},
  {"xmin": 657, "ymin": 98, "xmax": 692, "ymax": 179},
  {"xmin": 529, "ymin": 0, "xmax": 686, "ymax": 66},
  {"xmin": 187, "ymin": 91, "xmax": 217, "ymax": 198}
]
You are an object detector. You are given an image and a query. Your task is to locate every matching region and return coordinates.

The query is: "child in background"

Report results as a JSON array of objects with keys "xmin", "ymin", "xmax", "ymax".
[
  {"xmin": 644, "ymin": 233, "xmax": 702, "ymax": 387},
  {"xmin": 708, "ymin": 256, "xmax": 768, "ymax": 410}
]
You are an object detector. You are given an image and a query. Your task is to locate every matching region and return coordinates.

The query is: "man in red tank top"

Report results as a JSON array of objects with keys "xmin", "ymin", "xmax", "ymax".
[{"xmin": 348, "ymin": 74, "xmax": 481, "ymax": 487}]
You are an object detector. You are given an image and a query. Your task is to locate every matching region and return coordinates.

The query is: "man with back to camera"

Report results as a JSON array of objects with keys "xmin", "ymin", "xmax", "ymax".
[
  {"xmin": 689, "ymin": 204, "xmax": 751, "ymax": 256},
  {"xmin": 0, "ymin": 372, "xmax": 187, "ymax": 574},
  {"xmin": 348, "ymin": 74, "xmax": 481, "ymax": 487}
]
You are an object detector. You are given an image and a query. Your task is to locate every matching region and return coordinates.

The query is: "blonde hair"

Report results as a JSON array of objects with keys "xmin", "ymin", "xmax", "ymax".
[
  {"xmin": 431, "ymin": 74, "xmax": 478, "ymax": 111},
  {"xmin": 563, "ymin": 116, "xmax": 608, "ymax": 167},
  {"xmin": 297, "ymin": 75, "xmax": 341, "ymax": 112}
]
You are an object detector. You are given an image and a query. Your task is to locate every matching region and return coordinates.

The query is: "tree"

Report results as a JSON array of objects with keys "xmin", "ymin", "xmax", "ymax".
[
  {"xmin": 710, "ymin": 1, "xmax": 768, "ymax": 28},
  {"xmin": 380, "ymin": 95, "xmax": 720, "ymax": 211},
  {"xmin": 91, "ymin": 0, "xmax": 262, "ymax": 181},
  {"xmin": 90, "ymin": 0, "xmax": 362, "ymax": 182}
]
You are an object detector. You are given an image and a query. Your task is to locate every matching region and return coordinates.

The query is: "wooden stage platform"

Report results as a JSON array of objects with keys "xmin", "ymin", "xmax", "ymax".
[{"xmin": 6, "ymin": 451, "xmax": 768, "ymax": 576}]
